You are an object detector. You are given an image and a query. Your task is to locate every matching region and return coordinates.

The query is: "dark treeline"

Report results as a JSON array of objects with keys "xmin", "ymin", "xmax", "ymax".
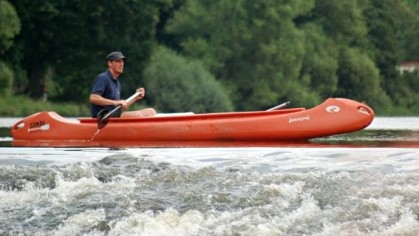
[{"xmin": 1, "ymin": 0, "xmax": 418, "ymax": 115}]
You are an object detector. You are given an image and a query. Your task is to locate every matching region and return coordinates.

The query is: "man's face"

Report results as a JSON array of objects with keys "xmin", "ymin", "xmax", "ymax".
[{"xmin": 108, "ymin": 59, "xmax": 125, "ymax": 75}]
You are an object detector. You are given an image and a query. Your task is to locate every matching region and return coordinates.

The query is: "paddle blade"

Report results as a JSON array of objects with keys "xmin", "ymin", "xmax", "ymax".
[{"xmin": 97, "ymin": 109, "xmax": 109, "ymax": 129}]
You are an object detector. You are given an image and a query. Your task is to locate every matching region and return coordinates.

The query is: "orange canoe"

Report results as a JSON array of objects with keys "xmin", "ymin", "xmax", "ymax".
[{"xmin": 11, "ymin": 98, "xmax": 374, "ymax": 147}]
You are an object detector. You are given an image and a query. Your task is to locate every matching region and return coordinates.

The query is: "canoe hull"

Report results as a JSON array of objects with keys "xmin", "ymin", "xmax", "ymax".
[{"xmin": 11, "ymin": 98, "xmax": 374, "ymax": 147}]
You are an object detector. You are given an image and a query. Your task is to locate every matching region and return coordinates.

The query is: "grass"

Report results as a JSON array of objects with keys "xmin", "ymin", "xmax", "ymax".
[{"xmin": 0, "ymin": 95, "xmax": 90, "ymax": 117}]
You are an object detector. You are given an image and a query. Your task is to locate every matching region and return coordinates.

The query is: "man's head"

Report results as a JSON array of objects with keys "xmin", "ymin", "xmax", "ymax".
[{"xmin": 106, "ymin": 51, "xmax": 126, "ymax": 77}]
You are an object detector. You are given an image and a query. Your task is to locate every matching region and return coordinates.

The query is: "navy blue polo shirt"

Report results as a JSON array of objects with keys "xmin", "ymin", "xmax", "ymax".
[{"xmin": 91, "ymin": 70, "xmax": 121, "ymax": 118}]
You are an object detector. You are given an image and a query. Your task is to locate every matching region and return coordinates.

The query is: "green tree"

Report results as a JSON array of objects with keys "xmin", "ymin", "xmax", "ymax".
[
  {"xmin": 363, "ymin": 0, "xmax": 419, "ymax": 113},
  {"xmin": 297, "ymin": 23, "xmax": 339, "ymax": 106},
  {"xmin": 0, "ymin": 0, "xmax": 20, "ymax": 54},
  {"xmin": 335, "ymin": 47, "xmax": 390, "ymax": 109},
  {"xmin": 0, "ymin": 62, "xmax": 13, "ymax": 96},
  {"xmin": 310, "ymin": 0, "xmax": 370, "ymax": 50},
  {"xmin": 364, "ymin": 0, "xmax": 409, "ymax": 80},
  {"xmin": 5, "ymin": 0, "xmax": 419, "ymax": 115},
  {"xmin": 399, "ymin": 0, "xmax": 419, "ymax": 61},
  {"xmin": 404, "ymin": 0, "xmax": 419, "ymax": 13},
  {"xmin": 7, "ymin": 0, "xmax": 172, "ymax": 102},
  {"xmin": 167, "ymin": 0, "xmax": 315, "ymax": 110},
  {"xmin": 387, "ymin": 71, "xmax": 419, "ymax": 113},
  {"xmin": 0, "ymin": 0, "xmax": 20, "ymax": 97},
  {"xmin": 165, "ymin": 0, "xmax": 400, "ymax": 111},
  {"xmin": 143, "ymin": 47, "xmax": 233, "ymax": 112}
]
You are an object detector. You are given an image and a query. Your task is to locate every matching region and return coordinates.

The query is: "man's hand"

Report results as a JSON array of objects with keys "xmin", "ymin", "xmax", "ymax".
[
  {"xmin": 136, "ymin": 88, "xmax": 145, "ymax": 100},
  {"xmin": 116, "ymin": 100, "xmax": 128, "ymax": 110}
]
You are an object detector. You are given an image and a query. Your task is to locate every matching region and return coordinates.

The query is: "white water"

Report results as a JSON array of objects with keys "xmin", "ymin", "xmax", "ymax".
[
  {"xmin": 1, "ymin": 146, "xmax": 418, "ymax": 171},
  {"xmin": 1, "ymin": 118, "xmax": 419, "ymax": 235}
]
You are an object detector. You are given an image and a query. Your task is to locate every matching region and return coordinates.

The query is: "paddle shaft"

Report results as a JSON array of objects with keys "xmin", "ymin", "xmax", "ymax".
[
  {"xmin": 266, "ymin": 101, "xmax": 290, "ymax": 111},
  {"xmin": 100, "ymin": 92, "xmax": 141, "ymax": 121}
]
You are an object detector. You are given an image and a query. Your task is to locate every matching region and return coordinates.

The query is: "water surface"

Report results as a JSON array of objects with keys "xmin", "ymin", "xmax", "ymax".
[{"xmin": 0, "ymin": 117, "xmax": 419, "ymax": 235}]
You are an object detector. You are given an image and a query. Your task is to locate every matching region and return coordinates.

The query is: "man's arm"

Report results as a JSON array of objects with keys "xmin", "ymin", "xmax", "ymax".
[
  {"xmin": 123, "ymin": 88, "xmax": 145, "ymax": 108},
  {"xmin": 90, "ymin": 94, "xmax": 128, "ymax": 109}
]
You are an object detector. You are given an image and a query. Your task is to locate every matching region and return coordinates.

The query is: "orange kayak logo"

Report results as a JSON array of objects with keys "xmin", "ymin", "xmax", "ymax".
[
  {"xmin": 326, "ymin": 105, "xmax": 340, "ymax": 113},
  {"xmin": 28, "ymin": 120, "xmax": 50, "ymax": 132},
  {"xmin": 29, "ymin": 120, "xmax": 46, "ymax": 129},
  {"xmin": 289, "ymin": 115, "xmax": 310, "ymax": 123}
]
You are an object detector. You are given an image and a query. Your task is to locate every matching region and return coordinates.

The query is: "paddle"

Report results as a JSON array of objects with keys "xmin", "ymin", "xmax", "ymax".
[
  {"xmin": 97, "ymin": 92, "xmax": 141, "ymax": 129},
  {"xmin": 266, "ymin": 101, "xmax": 290, "ymax": 111}
]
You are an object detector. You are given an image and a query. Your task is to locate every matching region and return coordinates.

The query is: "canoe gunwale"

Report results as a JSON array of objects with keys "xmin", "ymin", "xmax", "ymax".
[{"xmin": 77, "ymin": 107, "xmax": 307, "ymax": 124}]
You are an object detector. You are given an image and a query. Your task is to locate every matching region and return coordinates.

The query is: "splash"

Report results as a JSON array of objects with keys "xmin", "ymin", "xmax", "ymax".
[
  {"xmin": 91, "ymin": 129, "xmax": 101, "ymax": 141},
  {"xmin": 1, "ymin": 147, "xmax": 419, "ymax": 235}
]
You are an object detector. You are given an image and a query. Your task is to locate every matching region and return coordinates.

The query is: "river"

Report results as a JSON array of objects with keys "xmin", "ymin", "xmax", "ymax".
[{"xmin": 0, "ymin": 117, "xmax": 419, "ymax": 235}]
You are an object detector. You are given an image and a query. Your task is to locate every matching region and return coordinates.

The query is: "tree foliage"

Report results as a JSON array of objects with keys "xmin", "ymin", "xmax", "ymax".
[
  {"xmin": 165, "ymin": 0, "xmax": 418, "ymax": 113},
  {"xmin": 144, "ymin": 47, "xmax": 233, "ymax": 112},
  {"xmin": 0, "ymin": 62, "xmax": 13, "ymax": 96},
  {"xmin": 0, "ymin": 0, "xmax": 20, "ymax": 97},
  {"xmin": 6, "ymin": 0, "xmax": 172, "ymax": 101},
  {"xmin": 2, "ymin": 0, "xmax": 419, "ymax": 115},
  {"xmin": 0, "ymin": 0, "xmax": 20, "ymax": 54},
  {"xmin": 167, "ymin": 0, "xmax": 316, "ymax": 110},
  {"xmin": 387, "ymin": 70, "xmax": 419, "ymax": 112}
]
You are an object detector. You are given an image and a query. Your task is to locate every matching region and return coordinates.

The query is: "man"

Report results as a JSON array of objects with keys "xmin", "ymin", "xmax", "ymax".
[{"xmin": 90, "ymin": 51, "xmax": 156, "ymax": 118}]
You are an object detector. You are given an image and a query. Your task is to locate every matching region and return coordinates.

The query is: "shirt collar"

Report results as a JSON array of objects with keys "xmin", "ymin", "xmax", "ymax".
[{"xmin": 106, "ymin": 70, "xmax": 118, "ymax": 80}]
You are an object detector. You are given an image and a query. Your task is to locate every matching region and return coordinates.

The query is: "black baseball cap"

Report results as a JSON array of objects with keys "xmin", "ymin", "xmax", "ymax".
[{"xmin": 106, "ymin": 51, "xmax": 126, "ymax": 61}]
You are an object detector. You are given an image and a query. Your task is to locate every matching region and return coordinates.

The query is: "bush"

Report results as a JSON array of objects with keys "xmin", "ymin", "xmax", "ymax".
[
  {"xmin": 385, "ymin": 71, "xmax": 419, "ymax": 115},
  {"xmin": 0, "ymin": 94, "xmax": 90, "ymax": 117},
  {"xmin": 144, "ymin": 47, "xmax": 233, "ymax": 113}
]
